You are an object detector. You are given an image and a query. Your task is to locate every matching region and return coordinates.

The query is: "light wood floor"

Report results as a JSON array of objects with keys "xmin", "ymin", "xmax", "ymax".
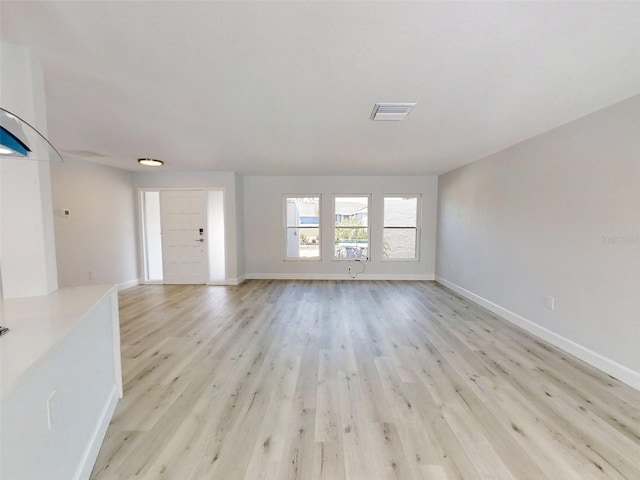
[{"xmin": 91, "ymin": 280, "xmax": 640, "ymax": 480}]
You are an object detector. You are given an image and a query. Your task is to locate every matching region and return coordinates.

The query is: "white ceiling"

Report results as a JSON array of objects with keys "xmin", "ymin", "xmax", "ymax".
[{"xmin": 1, "ymin": 1, "xmax": 639, "ymax": 175}]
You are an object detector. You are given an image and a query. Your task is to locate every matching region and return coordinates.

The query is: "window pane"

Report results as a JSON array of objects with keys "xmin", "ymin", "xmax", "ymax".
[
  {"xmin": 207, "ymin": 190, "xmax": 226, "ymax": 282},
  {"xmin": 287, "ymin": 227, "xmax": 320, "ymax": 258},
  {"xmin": 286, "ymin": 197, "xmax": 320, "ymax": 259},
  {"xmin": 142, "ymin": 191, "xmax": 163, "ymax": 280},
  {"xmin": 335, "ymin": 197, "xmax": 369, "ymax": 226},
  {"xmin": 335, "ymin": 196, "xmax": 369, "ymax": 258},
  {"xmin": 383, "ymin": 228, "xmax": 417, "ymax": 259},
  {"xmin": 286, "ymin": 197, "xmax": 319, "ymax": 227},
  {"xmin": 334, "ymin": 231, "xmax": 368, "ymax": 259},
  {"xmin": 383, "ymin": 197, "xmax": 418, "ymax": 227}
]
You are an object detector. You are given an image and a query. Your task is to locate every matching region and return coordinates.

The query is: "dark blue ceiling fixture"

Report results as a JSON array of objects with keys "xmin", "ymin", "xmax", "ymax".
[
  {"xmin": 0, "ymin": 107, "xmax": 64, "ymax": 162},
  {"xmin": 0, "ymin": 125, "xmax": 31, "ymax": 156}
]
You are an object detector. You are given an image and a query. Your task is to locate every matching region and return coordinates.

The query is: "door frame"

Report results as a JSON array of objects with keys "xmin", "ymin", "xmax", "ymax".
[{"xmin": 137, "ymin": 187, "xmax": 227, "ymax": 285}]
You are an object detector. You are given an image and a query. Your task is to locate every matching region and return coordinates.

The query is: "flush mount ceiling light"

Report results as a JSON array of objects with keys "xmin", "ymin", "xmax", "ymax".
[
  {"xmin": 137, "ymin": 157, "xmax": 164, "ymax": 167},
  {"xmin": 370, "ymin": 103, "xmax": 417, "ymax": 121},
  {"xmin": 0, "ymin": 125, "xmax": 30, "ymax": 156}
]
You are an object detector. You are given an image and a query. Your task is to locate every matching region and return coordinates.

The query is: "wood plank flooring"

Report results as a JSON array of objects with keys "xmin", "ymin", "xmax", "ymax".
[{"xmin": 90, "ymin": 280, "xmax": 640, "ymax": 480}]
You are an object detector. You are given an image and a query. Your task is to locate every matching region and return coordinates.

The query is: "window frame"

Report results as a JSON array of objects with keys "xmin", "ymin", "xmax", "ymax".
[
  {"xmin": 283, "ymin": 194, "xmax": 322, "ymax": 261},
  {"xmin": 382, "ymin": 194, "xmax": 421, "ymax": 262},
  {"xmin": 333, "ymin": 194, "xmax": 371, "ymax": 261}
]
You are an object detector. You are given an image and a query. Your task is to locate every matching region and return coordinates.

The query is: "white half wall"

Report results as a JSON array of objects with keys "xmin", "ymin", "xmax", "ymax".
[
  {"xmin": 244, "ymin": 175, "xmax": 438, "ymax": 279},
  {"xmin": 51, "ymin": 157, "xmax": 138, "ymax": 288},
  {"xmin": 436, "ymin": 94, "xmax": 640, "ymax": 390},
  {"xmin": 1, "ymin": 285, "xmax": 120, "ymax": 480},
  {"xmin": 0, "ymin": 41, "xmax": 58, "ymax": 298}
]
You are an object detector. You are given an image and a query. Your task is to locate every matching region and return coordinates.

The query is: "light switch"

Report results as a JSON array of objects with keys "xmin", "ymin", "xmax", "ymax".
[{"xmin": 545, "ymin": 295, "xmax": 555, "ymax": 310}]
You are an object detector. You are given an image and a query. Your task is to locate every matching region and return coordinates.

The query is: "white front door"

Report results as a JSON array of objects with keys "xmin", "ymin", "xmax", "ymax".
[{"xmin": 160, "ymin": 190, "xmax": 207, "ymax": 284}]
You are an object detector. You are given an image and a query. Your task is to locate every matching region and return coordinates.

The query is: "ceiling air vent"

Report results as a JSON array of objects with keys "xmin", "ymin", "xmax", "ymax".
[{"xmin": 370, "ymin": 103, "xmax": 417, "ymax": 121}]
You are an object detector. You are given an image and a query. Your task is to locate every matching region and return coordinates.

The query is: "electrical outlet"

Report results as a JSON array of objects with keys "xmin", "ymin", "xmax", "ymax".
[
  {"xmin": 46, "ymin": 390, "xmax": 56, "ymax": 430},
  {"xmin": 89, "ymin": 270, "xmax": 96, "ymax": 280},
  {"xmin": 545, "ymin": 295, "xmax": 555, "ymax": 310}
]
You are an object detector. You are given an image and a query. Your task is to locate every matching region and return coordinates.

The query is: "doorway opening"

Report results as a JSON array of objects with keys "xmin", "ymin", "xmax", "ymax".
[{"xmin": 140, "ymin": 189, "xmax": 226, "ymax": 284}]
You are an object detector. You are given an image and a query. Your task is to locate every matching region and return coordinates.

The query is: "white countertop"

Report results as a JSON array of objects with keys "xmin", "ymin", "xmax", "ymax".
[{"xmin": 0, "ymin": 284, "xmax": 117, "ymax": 398}]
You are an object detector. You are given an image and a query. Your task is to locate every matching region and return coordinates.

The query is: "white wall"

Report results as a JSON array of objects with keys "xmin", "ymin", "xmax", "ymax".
[
  {"xmin": 244, "ymin": 175, "xmax": 438, "ymax": 279},
  {"xmin": 0, "ymin": 162, "xmax": 2, "ymax": 298},
  {"xmin": 51, "ymin": 157, "xmax": 138, "ymax": 288},
  {"xmin": 0, "ymin": 41, "xmax": 58, "ymax": 298},
  {"xmin": 436, "ymin": 94, "xmax": 640, "ymax": 389},
  {"xmin": 133, "ymin": 171, "xmax": 244, "ymax": 284}
]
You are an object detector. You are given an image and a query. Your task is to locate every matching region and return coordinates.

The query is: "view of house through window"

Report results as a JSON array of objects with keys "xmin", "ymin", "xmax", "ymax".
[
  {"xmin": 383, "ymin": 196, "xmax": 419, "ymax": 259},
  {"xmin": 285, "ymin": 196, "xmax": 320, "ymax": 259},
  {"xmin": 334, "ymin": 196, "xmax": 369, "ymax": 259}
]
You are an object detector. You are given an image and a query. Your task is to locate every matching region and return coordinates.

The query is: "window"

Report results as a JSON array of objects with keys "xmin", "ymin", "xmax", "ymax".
[
  {"xmin": 285, "ymin": 196, "xmax": 320, "ymax": 259},
  {"xmin": 141, "ymin": 191, "xmax": 163, "ymax": 281},
  {"xmin": 334, "ymin": 196, "xmax": 369, "ymax": 259},
  {"xmin": 383, "ymin": 196, "xmax": 420, "ymax": 260}
]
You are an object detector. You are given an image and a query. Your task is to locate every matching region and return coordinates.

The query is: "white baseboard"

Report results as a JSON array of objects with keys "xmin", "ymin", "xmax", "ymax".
[
  {"xmin": 136, "ymin": 279, "xmax": 244, "ymax": 287},
  {"xmin": 246, "ymin": 273, "xmax": 435, "ymax": 281},
  {"xmin": 117, "ymin": 278, "xmax": 139, "ymax": 291},
  {"xmin": 435, "ymin": 276, "xmax": 640, "ymax": 392},
  {"xmin": 73, "ymin": 385, "xmax": 119, "ymax": 480}
]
